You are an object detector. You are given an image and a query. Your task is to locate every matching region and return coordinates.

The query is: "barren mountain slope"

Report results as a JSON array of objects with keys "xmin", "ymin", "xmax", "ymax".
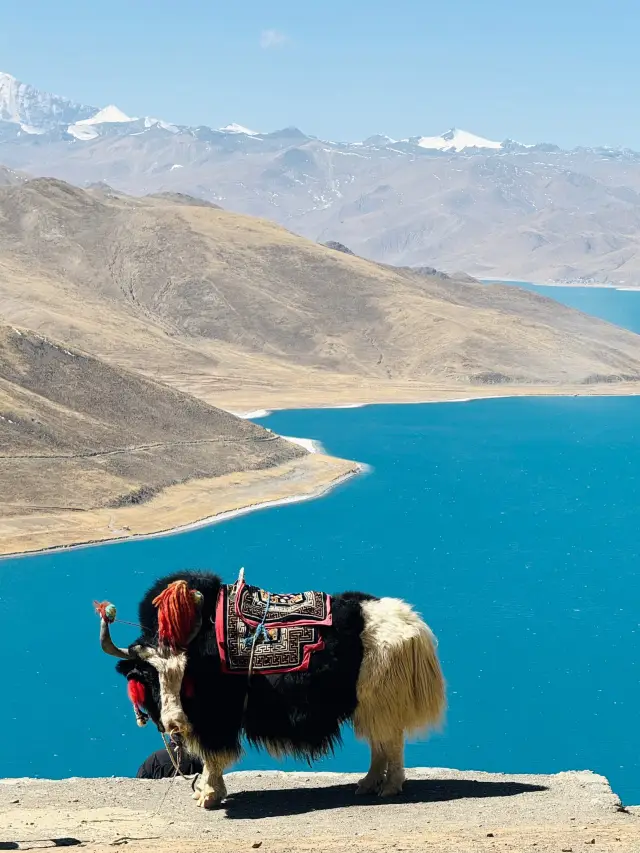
[
  {"xmin": 0, "ymin": 319, "xmax": 360, "ymax": 556},
  {"xmin": 311, "ymin": 152, "xmax": 640, "ymax": 283},
  {"xmin": 0, "ymin": 322, "xmax": 307, "ymax": 514},
  {"xmin": 4, "ymin": 71, "xmax": 640, "ymax": 284},
  {"xmin": 4, "ymin": 124, "xmax": 640, "ymax": 284},
  {"xmin": 1, "ymin": 178, "xmax": 640, "ymax": 410},
  {"xmin": 0, "ymin": 163, "xmax": 23, "ymax": 185}
]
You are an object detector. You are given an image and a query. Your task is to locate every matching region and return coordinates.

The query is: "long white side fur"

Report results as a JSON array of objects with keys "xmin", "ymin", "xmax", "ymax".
[{"xmin": 354, "ymin": 597, "xmax": 445, "ymax": 744}]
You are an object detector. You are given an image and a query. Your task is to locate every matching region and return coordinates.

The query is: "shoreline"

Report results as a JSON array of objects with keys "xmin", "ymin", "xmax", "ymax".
[
  {"xmin": 5, "ymin": 386, "xmax": 640, "ymax": 559},
  {"xmin": 230, "ymin": 387, "xmax": 640, "ymax": 419},
  {"xmin": 118, "ymin": 461, "xmax": 365, "ymax": 542},
  {"xmin": 482, "ymin": 277, "xmax": 640, "ymax": 291},
  {"xmin": 280, "ymin": 434, "xmax": 326, "ymax": 454},
  {"xmin": 0, "ymin": 454, "xmax": 365, "ymax": 560}
]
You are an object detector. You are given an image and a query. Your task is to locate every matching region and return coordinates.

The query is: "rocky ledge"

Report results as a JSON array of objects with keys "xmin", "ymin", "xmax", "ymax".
[{"xmin": 0, "ymin": 768, "xmax": 638, "ymax": 852}]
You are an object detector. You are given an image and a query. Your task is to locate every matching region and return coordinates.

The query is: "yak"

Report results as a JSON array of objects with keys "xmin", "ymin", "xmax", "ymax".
[{"xmin": 97, "ymin": 570, "xmax": 445, "ymax": 809}]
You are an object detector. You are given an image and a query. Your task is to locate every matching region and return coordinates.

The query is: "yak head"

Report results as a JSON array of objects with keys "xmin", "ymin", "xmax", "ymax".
[{"xmin": 96, "ymin": 577, "xmax": 205, "ymax": 744}]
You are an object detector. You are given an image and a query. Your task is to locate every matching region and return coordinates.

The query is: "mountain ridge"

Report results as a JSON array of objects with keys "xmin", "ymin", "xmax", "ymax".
[
  {"xmin": 3, "ymin": 71, "xmax": 640, "ymax": 284},
  {"xmin": 0, "ymin": 70, "xmax": 550, "ymax": 149},
  {"xmin": 2, "ymin": 175, "xmax": 640, "ymax": 551},
  {"xmin": 1, "ymin": 177, "xmax": 640, "ymax": 412}
]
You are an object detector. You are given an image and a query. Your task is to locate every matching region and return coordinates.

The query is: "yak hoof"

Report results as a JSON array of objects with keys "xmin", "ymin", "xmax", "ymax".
[
  {"xmin": 195, "ymin": 786, "xmax": 226, "ymax": 809},
  {"xmin": 378, "ymin": 778, "xmax": 405, "ymax": 798},
  {"xmin": 356, "ymin": 774, "xmax": 385, "ymax": 796}
]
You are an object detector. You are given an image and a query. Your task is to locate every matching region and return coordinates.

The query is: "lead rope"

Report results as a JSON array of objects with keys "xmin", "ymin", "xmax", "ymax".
[
  {"xmin": 241, "ymin": 590, "xmax": 272, "ymax": 715},
  {"xmin": 149, "ymin": 733, "xmax": 201, "ymax": 821},
  {"xmin": 147, "ymin": 572, "xmax": 264, "ymax": 827},
  {"xmin": 246, "ymin": 592, "xmax": 271, "ymax": 679}
]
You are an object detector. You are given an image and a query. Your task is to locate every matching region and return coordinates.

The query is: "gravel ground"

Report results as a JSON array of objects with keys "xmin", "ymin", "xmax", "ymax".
[{"xmin": 1, "ymin": 768, "xmax": 637, "ymax": 852}]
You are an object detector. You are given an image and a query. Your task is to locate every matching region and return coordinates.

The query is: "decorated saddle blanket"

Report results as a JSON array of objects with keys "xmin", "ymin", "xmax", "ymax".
[{"xmin": 215, "ymin": 578, "xmax": 332, "ymax": 675}]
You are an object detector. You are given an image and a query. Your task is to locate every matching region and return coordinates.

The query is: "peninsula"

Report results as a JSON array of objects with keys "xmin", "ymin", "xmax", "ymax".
[{"xmin": 2, "ymin": 178, "xmax": 640, "ymax": 555}]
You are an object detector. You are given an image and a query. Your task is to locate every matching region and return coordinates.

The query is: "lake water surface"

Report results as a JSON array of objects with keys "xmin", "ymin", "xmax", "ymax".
[
  {"xmin": 1, "ymin": 287, "xmax": 639, "ymax": 804},
  {"xmin": 500, "ymin": 281, "xmax": 640, "ymax": 335}
]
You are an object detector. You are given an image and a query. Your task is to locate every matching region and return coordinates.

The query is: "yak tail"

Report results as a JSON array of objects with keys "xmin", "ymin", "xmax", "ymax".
[{"xmin": 353, "ymin": 597, "xmax": 446, "ymax": 744}]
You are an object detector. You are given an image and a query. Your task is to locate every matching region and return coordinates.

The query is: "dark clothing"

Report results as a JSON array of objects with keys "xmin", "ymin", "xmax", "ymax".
[{"xmin": 136, "ymin": 746, "xmax": 203, "ymax": 780}]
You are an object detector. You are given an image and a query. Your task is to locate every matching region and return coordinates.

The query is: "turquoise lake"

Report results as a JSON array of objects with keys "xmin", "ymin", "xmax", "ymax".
[
  {"xmin": 496, "ymin": 281, "xmax": 640, "ymax": 334},
  {"xmin": 1, "ymin": 283, "xmax": 639, "ymax": 805}
]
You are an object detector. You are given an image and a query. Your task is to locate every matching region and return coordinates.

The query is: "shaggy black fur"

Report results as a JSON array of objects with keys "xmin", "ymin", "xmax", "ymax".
[{"xmin": 116, "ymin": 571, "xmax": 377, "ymax": 762}]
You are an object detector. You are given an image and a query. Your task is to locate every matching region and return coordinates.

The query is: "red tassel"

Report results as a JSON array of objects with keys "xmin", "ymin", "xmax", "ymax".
[
  {"xmin": 127, "ymin": 679, "xmax": 146, "ymax": 709},
  {"xmin": 152, "ymin": 580, "xmax": 196, "ymax": 649}
]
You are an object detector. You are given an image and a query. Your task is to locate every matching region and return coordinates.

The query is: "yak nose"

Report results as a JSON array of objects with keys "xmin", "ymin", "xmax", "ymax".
[
  {"xmin": 170, "ymin": 731, "xmax": 184, "ymax": 747},
  {"xmin": 166, "ymin": 720, "xmax": 183, "ymax": 736},
  {"xmin": 163, "ymin": 713, "xmax": 190, "ymax": 740}
]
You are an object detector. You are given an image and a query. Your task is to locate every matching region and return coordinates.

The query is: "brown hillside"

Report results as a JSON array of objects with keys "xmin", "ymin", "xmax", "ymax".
[
  {"xmin": 0, "ymin": 321, "xmax": 362, "ymax": 557},
  {"xmin": 0, "ymin": 178, "xmax": 640, "ymax": 409},
  {"xmin": 0, "ymin": 322, "xmax": 304, "ymax": 514}
]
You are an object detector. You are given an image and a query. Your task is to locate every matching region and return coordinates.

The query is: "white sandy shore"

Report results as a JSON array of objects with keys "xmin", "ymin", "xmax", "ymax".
[
  {"xmin": 483, "ymin": 277, "xmax": 640, "ymax": 291},
  {"xmin": 234, "ymin": 408, "xmax": 272, "ymax": 419},
  {"xmin": 230, "ymin": 415, "xmax": 326, "ymax": 453},
  {"xmin": 232, "ymin": 393, "xmax": 553, "ymax": 421},
  {"xmin": 535, "ymin": 282, "xmax": 638, "ymax": 291},
  {"xmin": 153, "ymin": 463, "xmax": 365, "ymax": 536},
  {"xmin": 281, "ymin": 435, "xmax": 325, "ymax": 453}
]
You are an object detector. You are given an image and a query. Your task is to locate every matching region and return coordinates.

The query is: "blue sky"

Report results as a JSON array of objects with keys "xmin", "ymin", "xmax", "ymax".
[{"xmin": 0, "ymin": 0, "xmax": 637, "ymax": 147}]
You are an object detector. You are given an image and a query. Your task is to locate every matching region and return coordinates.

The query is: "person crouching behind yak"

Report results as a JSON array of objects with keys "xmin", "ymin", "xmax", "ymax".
[{"xmin": 137, "ymin": 744, "xmax": 203, "ymax": 779}]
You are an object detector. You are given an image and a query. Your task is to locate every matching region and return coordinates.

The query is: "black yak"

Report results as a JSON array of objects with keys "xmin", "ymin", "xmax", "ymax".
[{"xmin": 96, "ymin": 570, "xmax": 445, "ymax": 808}]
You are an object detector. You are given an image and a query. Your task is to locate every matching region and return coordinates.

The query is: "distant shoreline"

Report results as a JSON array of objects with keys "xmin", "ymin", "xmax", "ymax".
[
  {"xmin": 229, "ymin": 387, "xmax": 640, "ymax": 419},
  {"xmin": 483, "ymin": 277, "xmax": 640, "ymax": 291}
]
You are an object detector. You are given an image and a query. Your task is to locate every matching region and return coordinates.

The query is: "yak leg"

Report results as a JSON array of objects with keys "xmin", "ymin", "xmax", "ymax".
[
  {"xmin": 379, "ymin": 731, "xmax": 405, "ymax": 797},
  {"xmin": 356, "ymin": 742, "xmax": 388, "ymax": 795},
  {"xmin": 193, "ymin": 752, "xmax": 234, "ymax": 809}
]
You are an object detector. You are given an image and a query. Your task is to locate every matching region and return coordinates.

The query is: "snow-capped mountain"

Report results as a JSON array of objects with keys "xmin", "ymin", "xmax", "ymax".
[
  {"xmin": 219, "ymin": 123, "xmax": 261, "ymax": 136},
  {"xmin": 0, "ymin": 70, "xmax": 523, "ymax": 152},
  {"xmin": 7, "ymin": 69, "xmax": 640, "ymax": 289},
  {"xmin": 410, "ymin": 128, "xmax": 503, "ymax": 152},
  {"xmin": 0, "ymin": 71, "xmax": 95, "ymax": 134},
  {"xmin": 67, "ymin": 105, "xmax": 136, "ymax": 140},
  {"xmin": 0, "ymin": 72, "xmax": 180, "ymax": 142}
]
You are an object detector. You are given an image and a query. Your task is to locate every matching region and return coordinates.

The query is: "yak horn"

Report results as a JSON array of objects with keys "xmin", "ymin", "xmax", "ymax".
[
  {"xmin": 187, "ymin": 605, "xmax": 203, "ymax": 646},
  {"xmin": 95, "ymin": 601, "xmax": 134, "ymax": 660},
  {"xmin": 100, "ymin": 618, "xmax": 134, "ymax": 659}
]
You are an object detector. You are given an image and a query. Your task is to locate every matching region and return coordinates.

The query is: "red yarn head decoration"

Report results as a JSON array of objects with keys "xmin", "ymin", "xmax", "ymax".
[
  {"xmin": 152, "ymin": 580, "xmax": 198, "ymax": 649},
  {"xmin": 127, "ymin": 678, "xmax": 146, "ymax": 710}
]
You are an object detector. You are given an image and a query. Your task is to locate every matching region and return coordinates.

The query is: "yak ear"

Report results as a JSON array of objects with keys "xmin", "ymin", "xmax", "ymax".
[{"xmin": 115, "ymin": 659, "xmax": 139, "ymax": 677}]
